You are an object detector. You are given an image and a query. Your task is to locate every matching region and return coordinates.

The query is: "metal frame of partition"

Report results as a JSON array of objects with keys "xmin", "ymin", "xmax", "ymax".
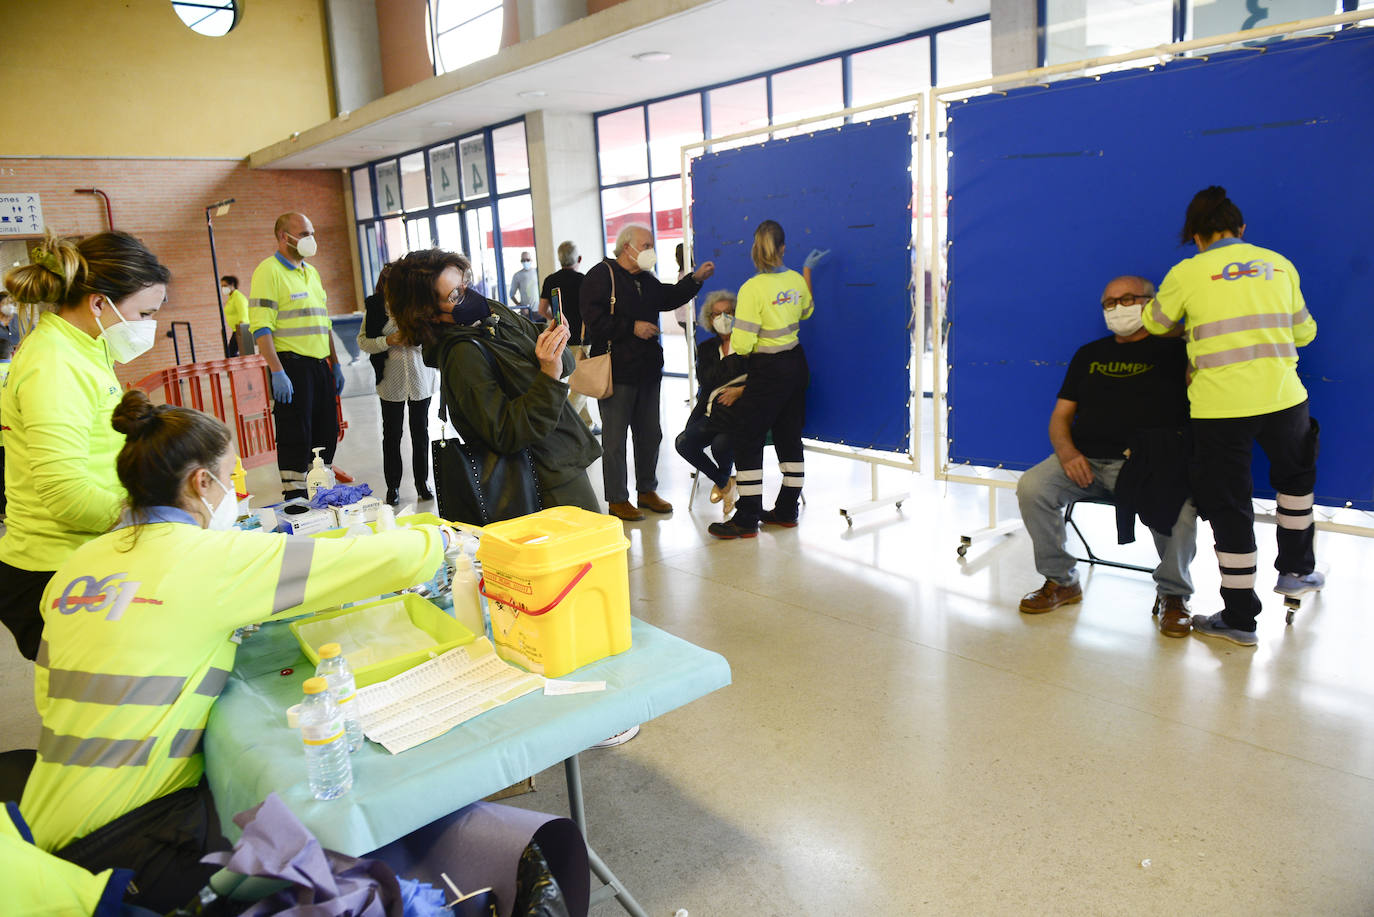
[
  {"xmin": 679, "ymin": 94, "xmax": 927, "ymax": 526},
  {"xmin": 929, "ymin": 9, "xmax": 1374, "ymax": 556}
]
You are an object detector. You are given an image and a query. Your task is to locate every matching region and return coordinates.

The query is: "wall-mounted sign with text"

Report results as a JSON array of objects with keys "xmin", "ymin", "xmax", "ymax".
[{"xmin": 0, "ymin": 192, "xmax": 43, "ymax": 236}]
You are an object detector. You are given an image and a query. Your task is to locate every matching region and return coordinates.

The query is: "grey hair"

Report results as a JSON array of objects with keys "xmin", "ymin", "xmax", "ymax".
[
  {"xmin": 613, "ymin": 223, "xmax": 651, "ymax": 257},
  {"xmin": 698, "ymin": 290, "xmax": 736, "ymax": 330},
  {"xmin": 557, "ymin": 240, "xmax": 578, "ymax": 267},
  {"xmin": 1109, "ymin": 275, "xmax": 1156, "ymax": 297}
]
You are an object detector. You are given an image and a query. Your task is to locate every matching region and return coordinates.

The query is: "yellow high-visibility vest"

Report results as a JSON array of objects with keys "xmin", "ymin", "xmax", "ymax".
[
  {"xmin": 249, "ymin": 253, "xmax": 331, "ymax": 359},
  {"xmin": 731, "ymin": 268, "xmax": 814, "ymax": 356}
]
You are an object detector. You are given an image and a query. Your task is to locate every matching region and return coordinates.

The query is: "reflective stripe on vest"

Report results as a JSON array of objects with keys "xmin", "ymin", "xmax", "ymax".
[{"xmin": 1191, "ymin": 341, "xmax": 1297, "ymax": 370}]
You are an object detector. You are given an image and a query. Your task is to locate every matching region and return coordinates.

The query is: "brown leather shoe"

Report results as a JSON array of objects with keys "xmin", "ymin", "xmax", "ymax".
[
  {"xmin": 1018, "ymin": 579, "xmax": 1083, "ymax": 614},
  {"xmin": 1154, "ymin": 594, "xmax": 1192, "ymax": 637},
  {"xmin": 637, "ymin": 491, "xmax": 673, "ymax": 514},
  {"xmin": 607, "ymin": 501, "xmax": 645, "ymax": 522}
]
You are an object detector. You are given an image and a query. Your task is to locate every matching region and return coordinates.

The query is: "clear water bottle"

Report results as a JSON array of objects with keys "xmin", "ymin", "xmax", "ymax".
[
  {"xmin": 315, "ymin": 643, "xmax": 364, "ymax": 753},
  {"xmin": 299, "ymin": 676, "xmax": 352, "ymax": 800}
]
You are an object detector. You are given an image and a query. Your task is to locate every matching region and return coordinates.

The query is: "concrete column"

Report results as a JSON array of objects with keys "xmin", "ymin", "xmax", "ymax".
[
  {"xmin": 525, "ymin": 110, "xmax": 603, "ymax": 280},
  {"xmin": 324, "ymin": 0, "xmax": 385, "ymax": 113},
  {"xmin": 991, "ymin": 0, "xmax": 1040, "ymax": 75}
]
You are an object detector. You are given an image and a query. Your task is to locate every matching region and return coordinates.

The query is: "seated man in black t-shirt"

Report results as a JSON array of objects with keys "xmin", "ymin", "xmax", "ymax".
[{"xmin": 1015, "ymin": 275, "xmax": 1198, "ymax": 636}]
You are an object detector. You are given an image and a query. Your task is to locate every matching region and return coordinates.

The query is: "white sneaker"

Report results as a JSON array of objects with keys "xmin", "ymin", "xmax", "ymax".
[{"xmin": 591, "ymin": 725, "xmax": 640, "ymax": 748}]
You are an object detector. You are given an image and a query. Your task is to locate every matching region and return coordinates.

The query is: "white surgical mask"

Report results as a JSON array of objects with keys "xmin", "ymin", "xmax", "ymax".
[
  {"xmin": 220, "ymin": 286, "xmax": 230, "ymax": 297},
  {"xmin": 712, "ymin": 313, "xmax": 735, "ymax": 335},
  {"xmin": 96, "ymin": 299, "xmax": 158, "ymax": 364},
  {"xmin": 288, "ymin": 232, "xmax": 318, "ymax": 259},
  {"xmin": 199, "ymin": 470, "xmax": 238, "ymax": 531},
  {"xmin": 1104, "ymin": 303, "xmax": 1145, "ymax": 336},
  {"xmin": 0, "ymin": 301, "xmax": 15, "ymax": 319}
]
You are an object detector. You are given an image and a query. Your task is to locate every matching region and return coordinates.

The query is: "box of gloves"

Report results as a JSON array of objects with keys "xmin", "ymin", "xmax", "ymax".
[
  {"xmin": 333, "ymin": 496, "xmax": 383, "ymax": 528},
  {"xmin": 260, "ymin": 500, "xmax": 336, "ymax": 535}
]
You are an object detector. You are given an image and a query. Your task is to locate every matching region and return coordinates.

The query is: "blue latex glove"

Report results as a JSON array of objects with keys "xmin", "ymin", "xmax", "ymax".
[
  {"xmin": 270, "ymin": 370, "xmax": 293, "ymax": 404},
  {"xmin": 332, "ymin": 361, "xmax": 346, "ymax": 395},
  {"xmin": 804, "ymin": 248, "xmax": 831, "ymax": 270}
]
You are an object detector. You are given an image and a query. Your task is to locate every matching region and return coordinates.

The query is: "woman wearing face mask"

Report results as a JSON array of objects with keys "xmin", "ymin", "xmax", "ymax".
[
  {"xmin": 1143, "ymin": 186, "xmax": 1321, "ymax": 646},
  {"xmin": 675, "ymin": 291, "xmax": 746, "ymax": 515},
  {"xmin": 0, "ymin": 231, "xmax": 168, "ymax": 660},
  {"xmin": 385, "ymin": 248, "xmax": 603, "ymax": 516},
  {"xmin": 21, "ymin": 389, "xmax": 446, "ymax": 912}
]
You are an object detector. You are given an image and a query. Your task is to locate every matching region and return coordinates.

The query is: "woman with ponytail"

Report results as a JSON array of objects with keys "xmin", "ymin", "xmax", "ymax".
[
  {"xmin": 1142, "ymin": 186, "xmax": 1322, "ymax": 646},
  {"xmin": 21, "ymin": 390, "xmax": 447, "ymax": 912},
  {"xmin": 0, "ymin": 230, "xmax": 170, "ymax": 660}
]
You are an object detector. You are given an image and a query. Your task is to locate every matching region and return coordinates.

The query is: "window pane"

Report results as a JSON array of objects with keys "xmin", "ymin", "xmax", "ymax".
[
  {"xmin": 464, "ymin": 206, "xmax": 498, "ymax": 298},
  {"xmin": 375, "ymin": 161, "xmax": 402, "ymax": 215},
  {"xmin": 935, "ymin": 20, "xmax": 992, "ymax": 87},
  {"xmin": 401, "ymin": 152, "xmax": 428, "ymax": 212},
  {"xmin": 851, "ymin": 37, "xmax": 931, "ymax": 113},
  {"xmin": 434, "ymin": 1, "xmax": 502, "ymax": 74},
  {"xmin": 771, "ymin": 59, "xmax": 843, "ymax": 137},
  {"xmin": 648, "ymin": 94, "xmax": 702, "ymax": 178},
  {"xmin": 1190, "ymin": 0, "xmax": 1336, "ymax": 41},
  {"xmin": 381, "ymin": 216, "xmax": 406, "ymax": 261},
  {"xmin": 459, "ymin": 134, "xmax": 491, "ymax": 199},
  {"xmin": 651, "ymin": 179, "xmax": 685, "ymax": 279},
  {"xmin": 497, "ymin": 194, "xmax": 537, "ymax": 310},
  {"xmin": 429, "ymin": 143, "xmax": 460, "ymax": 204},
  {"xmin": 406, "ymin": 216, "xmax": 433, "ymax": 251},
  {"xmin": 492, "ymin": 122, "xmax": 530, "ymax": 194},
  {"xmin": 1046, "ymin": 0, "xmax": 1172, "ymax": 64},
  {"xmin": 352, "ymin": 168, "xmax": 374, "ymax": 220},
  {"xmin": 597, "ymin": 108, "xmax": 649, "ymax": 185},
  {"xmin": 358, "ymin": 226, "xmax": 375, "ymax": 295},
  {"xmin": 707, "ymin": 78, "xmax": 768, "ymax": 148},
  {"xmin": 601, "ymin": 183, "xmax": 651, "ymax": 256},
  {"xmin": 435, "ymin": 212, "xmax": 463, "ymax": 252}
]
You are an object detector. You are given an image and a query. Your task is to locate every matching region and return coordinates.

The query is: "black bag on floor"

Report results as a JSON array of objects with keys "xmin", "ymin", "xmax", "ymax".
[{"xmin": 432, "ymin": 338, "xmax": 542, "ymax": 526}]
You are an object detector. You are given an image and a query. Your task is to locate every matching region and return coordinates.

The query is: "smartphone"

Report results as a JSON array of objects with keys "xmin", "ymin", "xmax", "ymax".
[{"xmin": 550, "ymin": 287, "xmax": 563, "ymax": 325}]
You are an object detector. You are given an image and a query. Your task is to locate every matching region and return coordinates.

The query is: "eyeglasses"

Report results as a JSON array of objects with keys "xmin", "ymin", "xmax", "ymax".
[
  {"xmin": 1101, "ymin": 293, "xmax": 1150, "ymax": 309},
  {"xmin": 446, "ymin": 284, "xmax": 467, "ymax": 306}
]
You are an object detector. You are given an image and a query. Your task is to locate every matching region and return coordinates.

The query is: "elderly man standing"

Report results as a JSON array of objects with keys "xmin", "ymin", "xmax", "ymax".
[
  {"xmin": 581, "ymin": 225, "xmax": 714, "ymax": 521},
  {"xmin": 1014, "ymin": 275, "xmax": 1198, "ymax": 636},
  {"xmin": 249, "ymin": 212, "xmax": 344, "ymax": 500}
]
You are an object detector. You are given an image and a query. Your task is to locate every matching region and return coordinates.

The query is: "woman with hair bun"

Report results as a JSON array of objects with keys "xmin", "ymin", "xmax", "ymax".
[
  {"xmin": 1143, "ymin": 186, "xmax": 1322, "ymax": 646},
  {"xmin": 0, "ymin": 230, "xmax": 170, "ymax": 660},
  {"xmin": 21, "ymin": 389, "xmax": 447, "ymax": 912}
]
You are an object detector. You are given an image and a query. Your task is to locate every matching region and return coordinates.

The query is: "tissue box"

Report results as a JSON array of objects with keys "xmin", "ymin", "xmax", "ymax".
[
  {"xmin": 259, "ymin": 500, "xmax": 336, "ymax": 535},
  {"xmin": 333, "ymin": 496, "xmax": 382, "ymax": 528}
]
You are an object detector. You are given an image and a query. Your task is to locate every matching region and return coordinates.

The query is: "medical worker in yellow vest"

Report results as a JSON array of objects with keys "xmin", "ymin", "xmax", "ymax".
[
  {"xmin": 20, "ymin": 389, "xmax": 445, "ymax": 912},
  {"xmin": 1143, "ymin": 186, "xmax": 1321, "ymax": 647},
  {"xmin": 1, "ymin": 802, "xmax": 137, "ymax": 917},
  {"xmin": 220, "ymin": 273, "xmax": 249, "ymax": 357},
  {"xmin": 0, "ymin": 231, "xmax": 170, "ymax": 662},
  {"xmin": 709, "ymin": 220, "xmax": 828, "ymax": 539},
  {"xmin": 250, "ymin": 211, "xmax": 345, "ymax": 500}
]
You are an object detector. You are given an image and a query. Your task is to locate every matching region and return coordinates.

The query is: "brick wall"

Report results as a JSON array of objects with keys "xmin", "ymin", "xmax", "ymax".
[{"xmin": 0, "ymin": 159, "xmax": 356, "ymax": 387}]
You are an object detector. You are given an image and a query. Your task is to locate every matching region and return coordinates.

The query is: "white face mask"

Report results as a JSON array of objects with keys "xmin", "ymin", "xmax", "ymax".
[
  {"xmin": 199, "ymin": 470, "xmax": 238, "ymax": 531},
  {"xmin": 96, "ymin": 299, "xmax": 158, "ymax": 363},
  {"xmin": 287, "ymin": 232, "xmax": 318, "ymax": 259},
  {"xmin": 633, "ymin": 244, "xmax": 657, "ymax": 272},
  {"xmin": 712, "ymin": 313, "xmax": 735, "ymax": 335},
  {"xmin": 0, "ymin": 301, "xmax": 15, "ymax": 319},
  {"xmin": 1104, "ymin": 303, "xmax": 1145, "ymax": 336},
  {"xmin": 220, "ymin": 286, "xmax": 230, "ymax": 298}
]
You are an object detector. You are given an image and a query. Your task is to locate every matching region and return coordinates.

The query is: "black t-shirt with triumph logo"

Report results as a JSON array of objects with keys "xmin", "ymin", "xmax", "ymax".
[{"xmin": 1057, "ymin": 335, "xmax": 1189, "ymax": 459}]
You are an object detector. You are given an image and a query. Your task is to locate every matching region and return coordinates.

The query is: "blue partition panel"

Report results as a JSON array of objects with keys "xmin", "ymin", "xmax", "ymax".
[
  {"xmin": 691, "ymin": 117, "xmax": 914, "ymax": 453},
  {"xmin": 946, "ymin": 29, "xmax": 1374, "ymax": 509}
]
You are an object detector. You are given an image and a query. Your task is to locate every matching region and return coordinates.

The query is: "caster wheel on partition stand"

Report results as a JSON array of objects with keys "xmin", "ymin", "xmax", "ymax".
[
  {"xmin": 957, "ymin": 539, "xmax": 970, "ymax": 558},
  {"xmin": 1283, "ymin": 595, "xmax": 1300, "ymax": 625}
]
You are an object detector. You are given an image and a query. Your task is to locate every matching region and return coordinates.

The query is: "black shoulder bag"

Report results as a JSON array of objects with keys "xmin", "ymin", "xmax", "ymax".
[{"xmin": 431, "ymin": 337, "xmax": 543, "ymax": 526}]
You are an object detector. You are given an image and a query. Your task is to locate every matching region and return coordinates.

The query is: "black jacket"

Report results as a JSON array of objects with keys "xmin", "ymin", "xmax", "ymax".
[
  {"xmin": 689, "ymin": 336, "xmax": 747, "ymax": 425},
  {"xmin": 422, "ymin": 298, "xmax": 601, "ymax": 492},
  {"xmin": 1114, "ymin": 426, "xmax": 1192, "ymax": 541},
  {"xmin": 580, "ymin": 258, "xmax": 702, "ymax": 385},
  {"xmin": 362, "ymin": 290, "xmax": 388, "ymax": 385}
]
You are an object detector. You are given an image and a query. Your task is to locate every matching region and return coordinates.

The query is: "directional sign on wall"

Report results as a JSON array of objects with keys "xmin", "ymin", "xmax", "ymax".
[
  {"xmin": 375, "ymin": 162, "xmax": 401, "ymax": 214},
  {"xmin": 429, "ymin": 144, "xmax": 459, "ymax": 205},
  {"xmin": 459, "ymin": 136, "xmax": 489, "ymax": 198},
  {"xmin": 0, "ymin": 192, "xmax": 43, "ymax": 236}
]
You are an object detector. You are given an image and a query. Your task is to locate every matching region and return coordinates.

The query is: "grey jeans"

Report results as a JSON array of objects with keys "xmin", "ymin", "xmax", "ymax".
[{"xmin": 1015, "ymin": 455, "xmax": 1197, "ymax": 597}]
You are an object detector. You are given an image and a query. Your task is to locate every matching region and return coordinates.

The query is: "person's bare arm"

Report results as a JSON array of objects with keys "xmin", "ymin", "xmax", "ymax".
[
  {"xmin": 1048, "ymin": 398, "xmax": 1093, "ymax": 487},
  {"xmin": 256, "ymin": 332, "xmax": 284, "ymax": 373}
]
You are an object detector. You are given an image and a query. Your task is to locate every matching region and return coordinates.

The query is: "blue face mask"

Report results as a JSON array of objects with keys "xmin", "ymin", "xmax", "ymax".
[{"xmin": 446, "ymin": 287, "xmax": 490, "ymax": 326}]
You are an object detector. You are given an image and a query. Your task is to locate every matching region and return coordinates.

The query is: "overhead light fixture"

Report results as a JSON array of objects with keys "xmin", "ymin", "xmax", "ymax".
[
  {"xmin": 518, "ymin": 90, "xmax": 547, "ymax": 99},
  {"xmin": 815, "ymin": 0, "xmax": 853, "ymax": 5},
  {"xmin": 361, "ymin": 144, "xmax": 385, "ymax": 152},
  {"xmin": 310, "ymin": 161, "xmax": 328, "ymax": 168},
  {"xmin": 633, "ymin": 51, "xmax": 671, "ymax": 62},
  {"xmin": 431, "ymin": 120, "xmax": 454, "ymax": 128}
]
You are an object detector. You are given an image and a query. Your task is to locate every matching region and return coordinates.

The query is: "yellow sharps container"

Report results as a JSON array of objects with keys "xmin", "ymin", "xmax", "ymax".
[{"xmin": 476, "ymin": 506, "xmax": 632, "ymax": 677}]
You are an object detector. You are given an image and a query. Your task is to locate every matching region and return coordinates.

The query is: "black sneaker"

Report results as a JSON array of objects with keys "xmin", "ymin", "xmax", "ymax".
[
  {"xmin": 385, "ymin": 488, "xmax": 400, "ymax": 506},
  {"xmin": 708, "ymin": 519, "xmax": 757, "ymax": 539},
  {"xmin": 416, "ymin": 484, "xmax": 433, "ymax": 501},
  {"xmin": 760, "ymin": 508, "xmax": 798, "ymax": 528}
]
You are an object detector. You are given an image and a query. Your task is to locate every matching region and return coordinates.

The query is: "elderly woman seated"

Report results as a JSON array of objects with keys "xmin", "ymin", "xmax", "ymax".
[{"xmin": 675, "ymin": 290, "xmax": 747, "ymax": 514}]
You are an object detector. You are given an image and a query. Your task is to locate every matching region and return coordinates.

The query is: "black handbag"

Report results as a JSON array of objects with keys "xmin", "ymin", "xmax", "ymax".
[{"xmin": 431, "ymin": 337, "xmax": 542, "ymax": 526}]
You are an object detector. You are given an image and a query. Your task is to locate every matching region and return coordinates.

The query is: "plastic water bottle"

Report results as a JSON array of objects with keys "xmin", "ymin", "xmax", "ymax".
[
  {"xmin": 315, "ymin": 643, "xmax": 364, "ymax": 753},
  {"xmin": 299, "ymin": 677, "xmax": 353, "ymax": 800}
]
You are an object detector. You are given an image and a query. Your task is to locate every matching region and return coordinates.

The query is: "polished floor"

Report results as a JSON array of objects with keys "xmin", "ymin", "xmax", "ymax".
[{"xmin": 2, "ymin": 364, "xmax": 1372, "ymax": 915}]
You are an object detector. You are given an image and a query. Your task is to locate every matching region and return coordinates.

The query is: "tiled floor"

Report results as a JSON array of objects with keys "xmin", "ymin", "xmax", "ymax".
[{"xmin": 2, "ymin": 367, "xmax": 1371, "ymax": 915}]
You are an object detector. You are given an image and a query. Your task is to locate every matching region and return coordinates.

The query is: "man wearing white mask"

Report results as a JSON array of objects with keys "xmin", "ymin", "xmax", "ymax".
[
  {"xmin": 249, "ymin": 212, "xmax": 344, "ymax": 500},
  {"xmin": 509, "ymin": 250, "xmax": 539, "ymax": 318},
  {"xmin": 580, "ymin": 223, "xmax": 714, "ymax": 521},
  {"xmin": 1014, "ymin": 275, "xmax": 1198, "ymax": 637}
]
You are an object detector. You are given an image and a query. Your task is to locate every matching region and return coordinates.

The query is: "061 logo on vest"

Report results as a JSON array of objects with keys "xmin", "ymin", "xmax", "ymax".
[
  {"xmin": 52, "ymin": 573, "xmax": 162, "ymax": 622},
  {"xmin": 1211, "ymin": 259, "xmax": 1283, "ymax": 282}
]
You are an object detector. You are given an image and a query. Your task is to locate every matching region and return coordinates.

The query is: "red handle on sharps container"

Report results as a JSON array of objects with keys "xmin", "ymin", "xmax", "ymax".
[{"xmin": 478, "ymin": 562, "xmax": 593, "ymax": 619}]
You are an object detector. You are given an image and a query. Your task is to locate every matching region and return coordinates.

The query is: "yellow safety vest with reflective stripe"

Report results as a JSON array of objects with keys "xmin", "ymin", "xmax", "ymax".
[
  {"xmin": 223, "ymin": 288, "xmax": 250, "ymax": 332},
  {"xmin": 22, "ymin": 514, "xmax": 443, "ymax": 852},
  {"xmin": 249, "ymin": 253, "xmax": 331, "ymax": 359},
  {"xmin": 0, "ymin": 312, "xmax": 125, "ymax": 572},
  {"xmin": 1144, "ymin": 239, "xmax": 1315, "ymax": 419},
  {"xmin": 1, "ymin": 801, "xmax": 132, "ymax": 916},
  {"xmin": 731, "ymin": 268, "xmax": 814, "ymax": 356}
]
